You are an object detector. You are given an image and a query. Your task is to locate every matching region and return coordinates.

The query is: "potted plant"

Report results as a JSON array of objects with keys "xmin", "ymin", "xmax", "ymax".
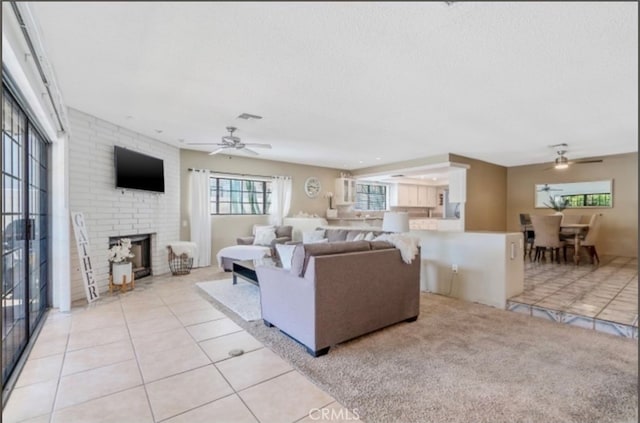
[
  {"xmin": 108, "ymin": 238, "xmax": 134, "ymax": 285},
  {"xmin": 544, "ymin": 196, "xmax": 568, "ymax": 214}
]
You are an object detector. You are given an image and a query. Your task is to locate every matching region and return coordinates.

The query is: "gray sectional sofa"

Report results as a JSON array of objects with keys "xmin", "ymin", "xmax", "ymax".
[{"xmin": 256, "ymin": 237, "xmax": 421, "ymax": 357}]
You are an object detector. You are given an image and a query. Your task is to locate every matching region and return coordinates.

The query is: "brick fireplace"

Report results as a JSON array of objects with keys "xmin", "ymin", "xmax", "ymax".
[{"xmin": 109, "ymin": 234, "xmax": 152, "ymax": 279}]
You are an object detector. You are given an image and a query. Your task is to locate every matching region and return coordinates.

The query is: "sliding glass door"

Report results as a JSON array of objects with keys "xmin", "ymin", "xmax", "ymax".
[{"xmin": 2, "ymin": 85, "xmax": 49, "ymax": 386}]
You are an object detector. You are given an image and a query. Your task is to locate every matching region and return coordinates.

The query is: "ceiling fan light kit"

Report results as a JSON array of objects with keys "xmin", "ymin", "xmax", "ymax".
[
  {"xmin": 547, "ymin": 143, "xmax": 603, "ymax": 171},
  {"xmin": 554, "ymin": 156, "xmax": 569, "ymax": 170}
]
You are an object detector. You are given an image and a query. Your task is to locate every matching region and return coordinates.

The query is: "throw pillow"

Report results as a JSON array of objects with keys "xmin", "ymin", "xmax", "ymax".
[
  {"xmin": 253, "ymin": 227, "xmax": 276, "ymax": 246},
  {"xmin": 364, "ymin": 232, "xmax": 375, "ymax": 241},
  {"xmin": 252, "ymin": 224, "xmax": 274, "ymax": 236},
  {"xmin": 302, "ymin": 229, "xmax": 326, "ymax": 243},
  {"xmin": 353, "ymin": 232, "xmax": 365, "ymax": 241},
  {"xmin": 306, "ymin": 238, "xmax": 329, "ymax": 244},
  {"xmin": 275, "ymin": 244, "xmax": 296, "ymax": 270}
]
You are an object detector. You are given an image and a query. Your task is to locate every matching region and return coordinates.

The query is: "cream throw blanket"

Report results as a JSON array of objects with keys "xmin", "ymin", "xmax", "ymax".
[
  {"xmin": 168, "ymin": 241, "xmax": 198, "ymax": 258},
  {"xmin": 374, "ymin": 233, "xmax": 420, "ymax": 264}
]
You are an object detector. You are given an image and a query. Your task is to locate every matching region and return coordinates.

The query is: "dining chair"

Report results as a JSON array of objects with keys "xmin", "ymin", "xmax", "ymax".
[
  {"xmin": 561, "ymin": 214, "xmax": 582, "ymax": 225},
  {"xmin": 563, "ymin": 214, "xmax": 602, "ymax": 264},
  {"xmin": 519, "ymin": 213, "xmax": 535, "ymax": 259},
  {"xmin": 560, "ymin": 214, "xmax": 583, "ymax": 240},
  {"xmin": 530, "ymin": 215, "xmax": 564, "ymax": 263}
]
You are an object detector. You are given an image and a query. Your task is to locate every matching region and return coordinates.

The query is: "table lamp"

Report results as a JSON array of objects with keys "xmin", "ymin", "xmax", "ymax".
[{"xmin": 382, "ymin": 212, "xmax": 410, "ymax": 233}]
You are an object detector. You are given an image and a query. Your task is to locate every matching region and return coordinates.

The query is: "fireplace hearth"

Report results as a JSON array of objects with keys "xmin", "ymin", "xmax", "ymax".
[{"xmin": 109, "ymin": 234, "xmax": 152, "ymax": 279}]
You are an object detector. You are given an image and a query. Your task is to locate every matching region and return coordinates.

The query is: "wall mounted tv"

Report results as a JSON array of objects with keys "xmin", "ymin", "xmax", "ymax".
[{"xmin": 114, "ymin": 146, "xmax": 165, "ymax": 193}]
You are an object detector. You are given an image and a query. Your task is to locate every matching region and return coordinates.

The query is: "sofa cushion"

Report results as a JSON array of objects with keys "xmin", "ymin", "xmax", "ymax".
[
  {"xmin": 291, "ymin": 240, "xmax": 371, "ymax": 277},
  {"xmin": 307, "ymin": 238, "xmax": 329, "ymax": 244},
  {"xmin": 346, "ymin": 230, "xmax": 363, "ymax": 241},
  {"xmin": 369, "ymin": 240, "xmax": 395, "ymax": 250},
  {"xmin": 302, "ymin": 229, "xmax": 326, "ymax": 243},
  {"xmin": 325, "ymin": 229, "xmax": 349, "ymax": 242},
  {"xmin": 275, "ymin": 225, "xmax": 293, "ymax": 238}
]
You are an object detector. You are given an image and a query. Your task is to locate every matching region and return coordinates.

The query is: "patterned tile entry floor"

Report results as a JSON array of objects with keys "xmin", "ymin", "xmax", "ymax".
[{"xmin": 507, "ymin": 255, "xmax": 638, "ymax": 338}]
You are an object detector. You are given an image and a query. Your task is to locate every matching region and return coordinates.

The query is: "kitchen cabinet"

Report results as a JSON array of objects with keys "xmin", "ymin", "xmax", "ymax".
[
  {"xmin": 417, "ymin": 186, "xmax": 437, "ymax": 207},
  {"xmin": 390, "ymin": 184, "xmax": 415, "ymax": 207},
  {"xmin": 335, "ymin": 178, "xmax": 356, "ymax": 205},
  {"xmin": 448, "ymin": 168, "xmax": 467, "ymax": 203},
  {"xmin": 391, "ymin": 184, "xmax": 437, "ymax": 207},
  {"xmin": 406, "ymin": 185, "xmax": 418, "ymax": 206}
]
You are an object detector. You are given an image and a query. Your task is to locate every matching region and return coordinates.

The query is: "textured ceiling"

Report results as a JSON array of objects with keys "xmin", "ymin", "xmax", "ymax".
[{"xmin": 28, "ymin": 2, "xmax": 638, "ymax": 169}]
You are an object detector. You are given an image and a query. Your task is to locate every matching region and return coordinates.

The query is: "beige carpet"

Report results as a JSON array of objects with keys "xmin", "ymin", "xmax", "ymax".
[{"xmin": 202, "ymin": 291, "xmax": 638, "ymax": 423}]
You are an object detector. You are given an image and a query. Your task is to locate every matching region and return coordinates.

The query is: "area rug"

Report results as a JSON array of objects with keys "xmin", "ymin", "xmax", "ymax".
[
  {"xmin": 196, "ymin": 279, "xmax": 261, "ymax": 321},
  {"xmin": 230, "ymin": 292, "xmax": 637, "ymax": 423}
]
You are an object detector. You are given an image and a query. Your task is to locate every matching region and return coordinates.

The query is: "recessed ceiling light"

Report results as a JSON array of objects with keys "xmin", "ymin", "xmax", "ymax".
[
  {"xmin": 359, "ymin": 160, "xmax": 363, "ymax": 164},
  {"xmin": 237, "ymin": 113, "xmax": 263, "ymax": 120},
  {"xmin": 376, "ymin": 157, "xmax": 381, "ymax": 161},
  {"xmin": 432, "ymin": 177, "xmax": 438, "ymax": 181}
]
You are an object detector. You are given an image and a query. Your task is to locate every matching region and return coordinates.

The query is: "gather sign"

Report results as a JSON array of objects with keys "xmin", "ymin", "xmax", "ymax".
[{"xmin": 71, "ymin": 212, "xmax": 100, "ymax": 303}]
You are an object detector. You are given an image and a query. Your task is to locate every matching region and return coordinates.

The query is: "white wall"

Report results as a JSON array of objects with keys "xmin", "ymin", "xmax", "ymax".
[
  {"xmin": 415, "ymin": 230, "xmax": 524, "ymax": 308},
  {"xmin": 68, "ymin": 109, "xmax": 180, "ymax": 301}
]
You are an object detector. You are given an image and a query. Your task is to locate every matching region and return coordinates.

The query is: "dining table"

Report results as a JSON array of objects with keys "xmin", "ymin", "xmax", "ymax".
[{"xmin": 523, "ymin": 223, "xmax": 590, "ymax": 265}]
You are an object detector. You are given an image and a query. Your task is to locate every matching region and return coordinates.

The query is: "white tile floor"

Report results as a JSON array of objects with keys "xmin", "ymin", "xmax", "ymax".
[
  {"xmin": 2, "ymin": 268, "xmax": 356, "ymax": 423},
  {"xmin": 507, "ymin": 255, "xmax": 638, "ymax": 338}
]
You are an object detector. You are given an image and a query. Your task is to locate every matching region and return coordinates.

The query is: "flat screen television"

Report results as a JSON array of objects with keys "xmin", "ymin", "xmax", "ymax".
[{"xmin": 114, "ymin": 146, "xmax": 165, "ymax": 193}]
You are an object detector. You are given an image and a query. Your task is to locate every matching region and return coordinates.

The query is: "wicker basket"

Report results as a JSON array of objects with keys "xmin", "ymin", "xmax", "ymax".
[{"xmin": 167, "ymin": 246, "xmax": 194, "ymax": 275}]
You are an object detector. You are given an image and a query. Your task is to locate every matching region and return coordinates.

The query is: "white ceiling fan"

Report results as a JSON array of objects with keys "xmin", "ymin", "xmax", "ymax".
[
  {"xmin": 188, "ymin": 126, "xmax": 272, "ymax": 156},
  {"xmin": 546, "ymin": 143, "xmax": 603, "ymax": 170},
  {"xmin": 537, "ymin": 184, "xmax": 562, "ymax": 193}
]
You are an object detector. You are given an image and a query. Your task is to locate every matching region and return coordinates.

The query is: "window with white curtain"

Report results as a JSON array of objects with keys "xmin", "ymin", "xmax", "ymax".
[{"xmin": 209, "ymin": 177, "xmax": 272, "ymax": 215}]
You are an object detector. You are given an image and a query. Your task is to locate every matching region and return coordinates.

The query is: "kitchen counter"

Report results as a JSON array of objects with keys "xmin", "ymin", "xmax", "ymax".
[
  {"xmin": 326, "ymin": 217, "xmax": 383, "ymax": 228},
  {"xmin": 320, "ymin": 225, "xmax": 382, "ymax": 231},
  {"xmin": 410, "ymin": 217, "xmax": 462, "ymax": 231},
  {"xmin": 327, "ymin": 216, "xmax": 458, "ymax": 221},
  {"xmin": 326, "ymin": 217, "xmax": 383, "ymax": 221}
]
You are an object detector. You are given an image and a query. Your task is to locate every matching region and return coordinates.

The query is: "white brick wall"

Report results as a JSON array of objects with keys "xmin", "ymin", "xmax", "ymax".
[{"xmin": 68, "ymin": 108, "xmax": 180, "ymax": 301}]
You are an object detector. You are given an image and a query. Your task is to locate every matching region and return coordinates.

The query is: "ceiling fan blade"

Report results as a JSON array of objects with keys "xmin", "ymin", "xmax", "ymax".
[
  {"xmin": 243, "ymin": 143, "xmax": 272, "ymax": 149},
  {"xmin": 238, "ymin": 147, "xmax": 259, "ymax": 156},
  {"xmin": 187, "ymin": 142, "xmax": 226, "ymax": 146},
  {"xmin": 574, "ymin": 159, "xmax": 604, "ymax": 164},
  {"xmin": 208, "ymin": 147, "xmax": 227, "ymax": 156}
]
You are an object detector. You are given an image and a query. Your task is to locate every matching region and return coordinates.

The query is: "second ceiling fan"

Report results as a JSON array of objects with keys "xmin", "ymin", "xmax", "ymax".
[
  {"xmin": 188, "ymin": 126, "xmax": 272, "ymax": 156},
  {"xmin": 547, "ymin": 143, "xmax": 603, "ymax": 170}
]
